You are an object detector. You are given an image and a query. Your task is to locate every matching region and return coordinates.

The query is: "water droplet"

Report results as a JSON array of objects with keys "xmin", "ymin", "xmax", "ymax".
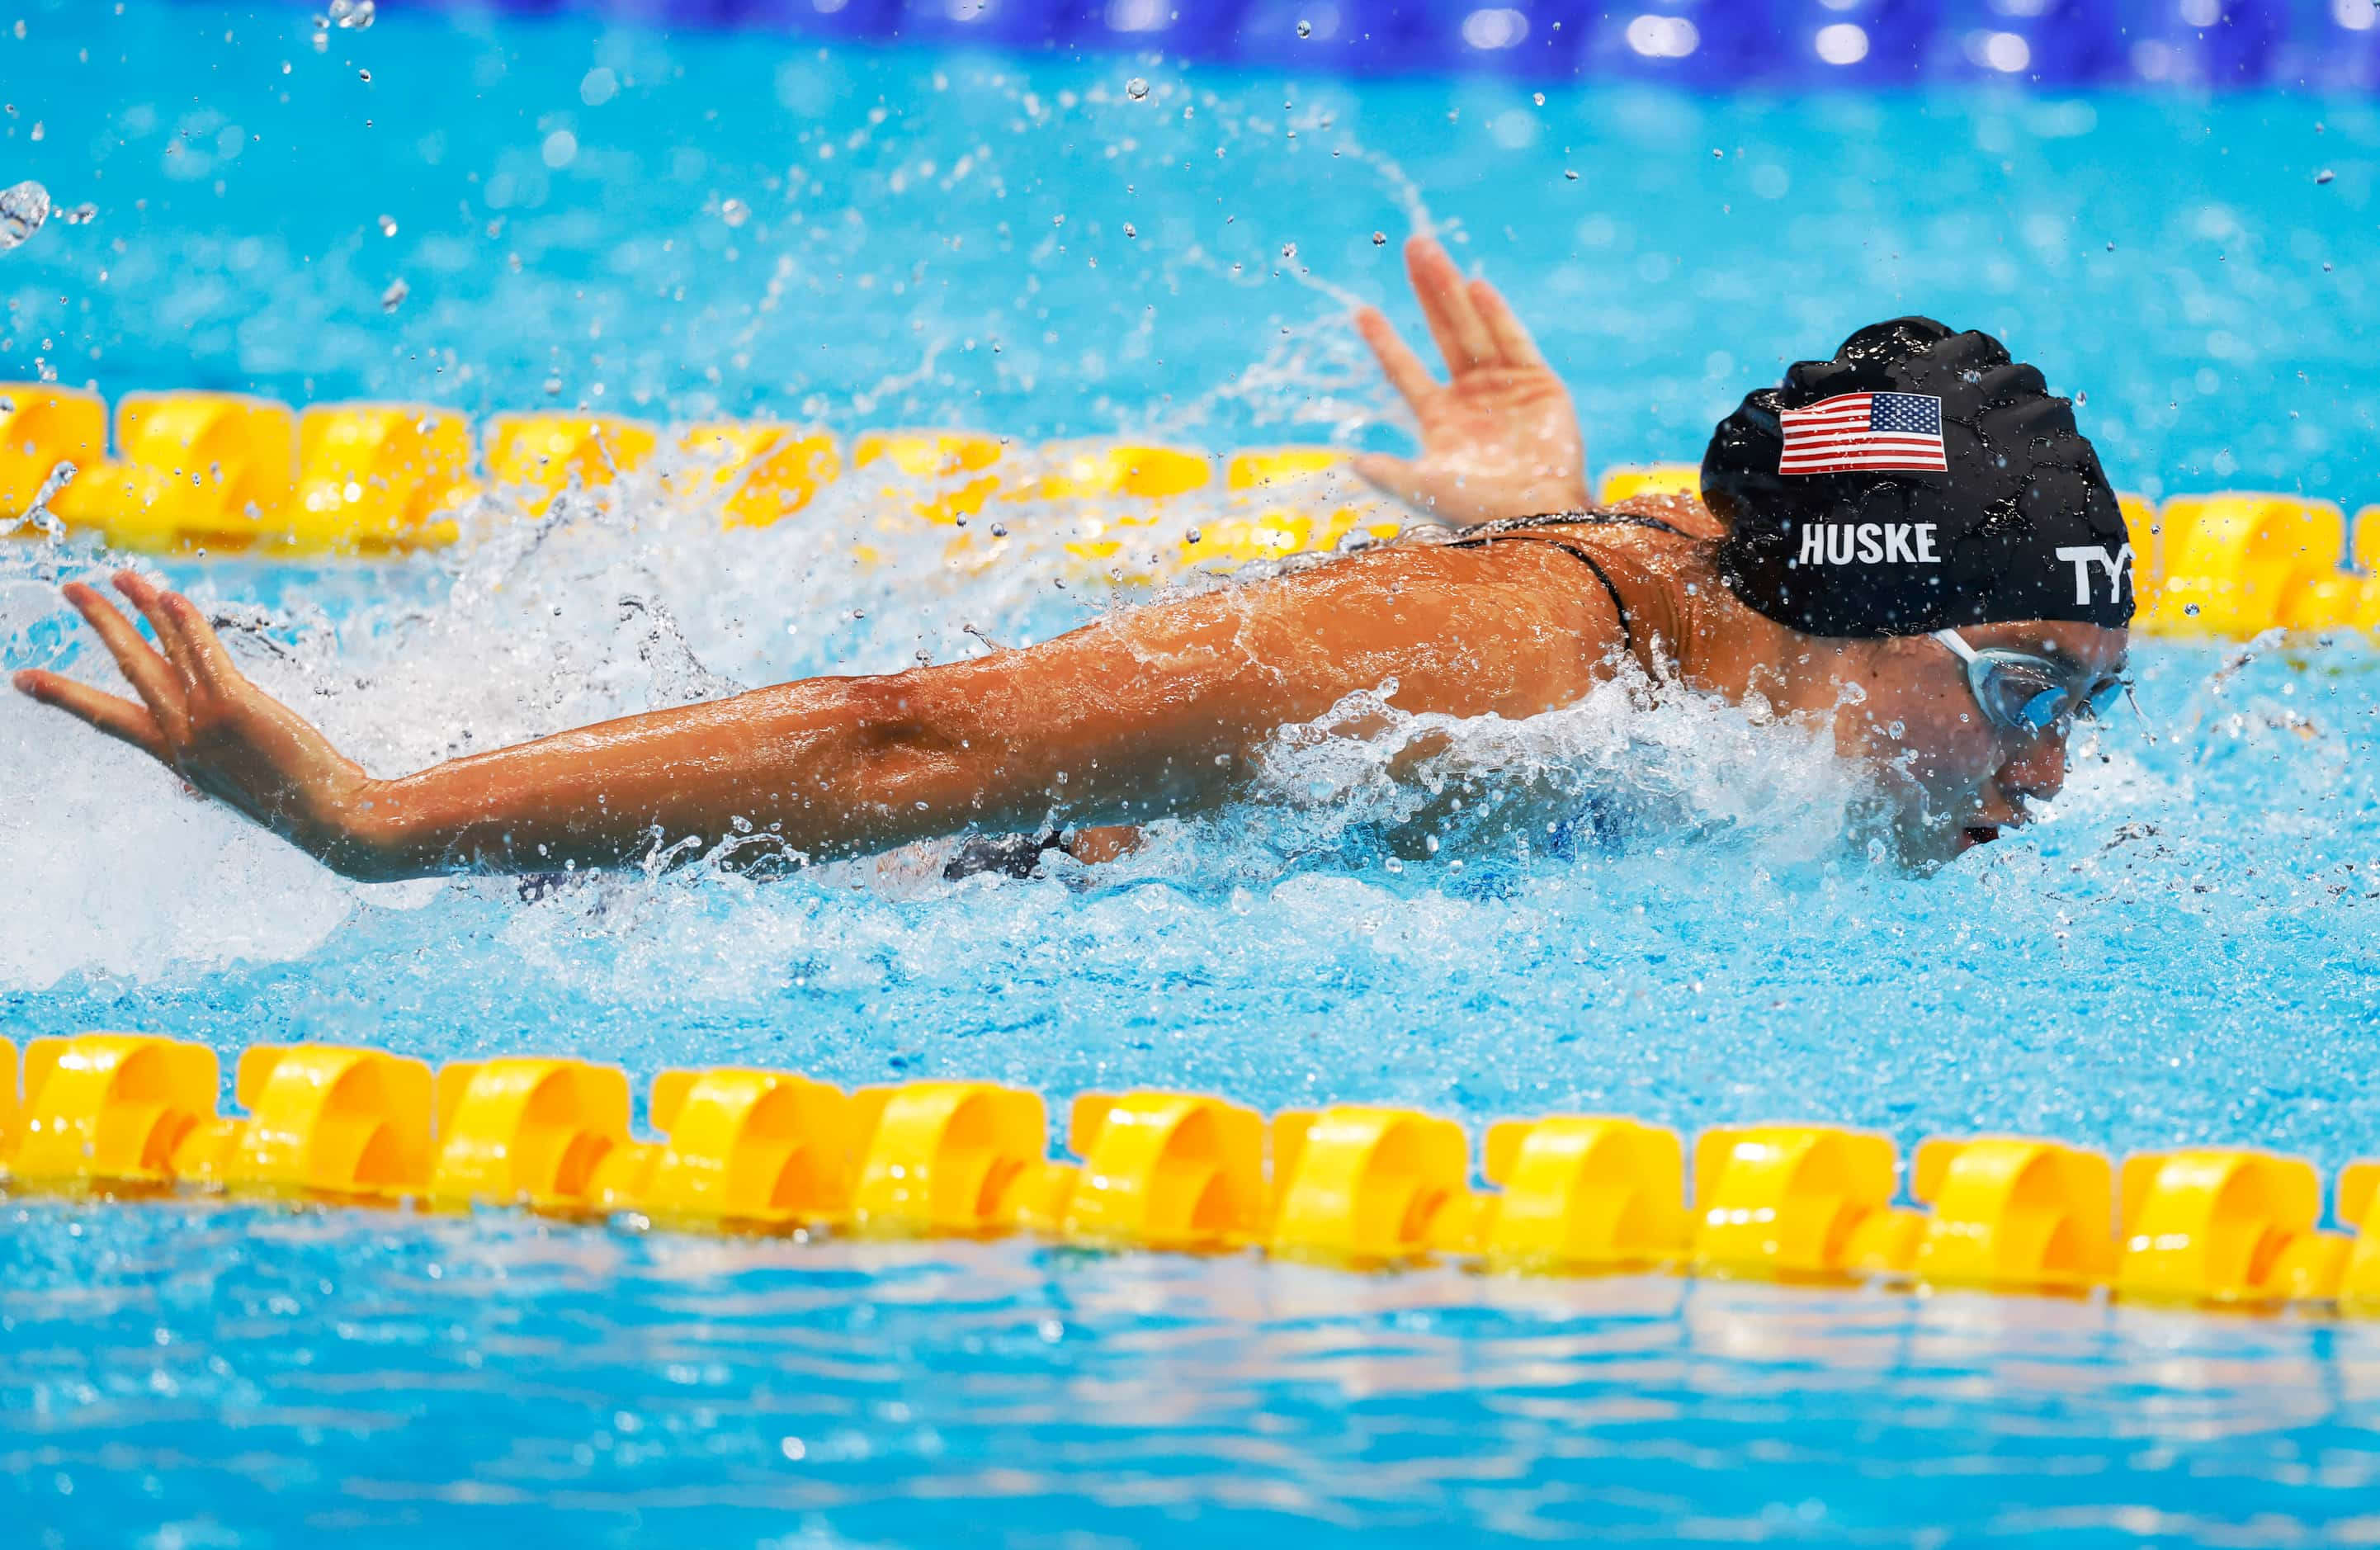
[
  {"xmin": 328, "ymin": 0, "xmax": 375, "ymax": 26},
  {"xmin": 1122, "ymin": 221, "xmax": 1136, "ymax": 238},
  {"xmin": 2324, "ymin": 261, "xmax": 2334, "ymax": 272},
  {"xmin": 1372, "ymin": 230, "xmax": 1386, "ymax": 245},
  {"xmin": 357, "ymin": 67, "xmax": 371, "ymax": 83},
  {"xmin": 0, "ymin": 180, "xmax": 50, "ymax": 253},
  {"xmin": 1296, "ymin": 18, "xmax": 1313, "ymax": 37},
  {"xmin": 1564, "ymin": 169, "xmax": 1578, "ymax": 181},
  {"xmin": 720, "ymin": 197, "xmax": 749, "ymax": 229},
  {"xmin": 55, "ymin": 201, "xmax": 95, "ymax": 226},
  {"xmin": 543, "ymin": 376, "xmax": 563, "ymax": 397},
  {"xmin": 1532, "ymin": 92, "xmax": 1545, "ymax": 106},
  {"xmin": 2316, "ymin": 168, "xmax": 2335, "ymax": 185},
  {"xmin": 2105, "ymin": 239, "xmax": 2115, "ymax": 252},
  {"xmin": 1186, "ymin": 527, "xmax": 1202, "ymax": 543},
  {"xmin": 380, "ymin": 276, "xmax": 408, "ymax": 312},
  {"xmin": 2184, "ymin": 602, "xmax": 2202, "ymax": 617},
  {"xmin": 989, "ymin": 522, "xmax": 1008, "ymax": 538},
  {"xmin": 1126, "ymin": 77, "xmax": 1149, "ymax": 100},
  {"xmin": 1281, "ymin": 242, "xmax": 1296, "ymax": 258},
  {"xmin": 2075, "ymin": 390, "xmax": 2087, "ymax": 405},
  {"xmin": 1712, "ymin": 148, "xmax": 1724, "ymax": 158},
  {"xmin": 377, "ymin": 213, "xmax": 397, "ymax": 237},
  {"xmin": 1962, "ymin": 369, "xmax": 1982, "ymax": 384},
  {"xmin": 1, "ymin": 457, "xmax": 76, "ymax": 541}
]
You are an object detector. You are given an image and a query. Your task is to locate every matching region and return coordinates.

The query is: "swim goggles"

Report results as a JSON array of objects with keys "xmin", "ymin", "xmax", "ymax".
[{"xmin": 1933, "ymin": 628, "xmax": 2132, "ymax": 737}]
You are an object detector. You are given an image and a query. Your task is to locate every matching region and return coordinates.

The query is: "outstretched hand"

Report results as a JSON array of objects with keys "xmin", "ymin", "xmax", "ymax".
[
  {"xmin": 13, "ymin": 572, "xmax": 381, "ymax": 868},
  {"xmin": 1351, "ymin": 234, "xmax": 1590, "ymax": 527}
]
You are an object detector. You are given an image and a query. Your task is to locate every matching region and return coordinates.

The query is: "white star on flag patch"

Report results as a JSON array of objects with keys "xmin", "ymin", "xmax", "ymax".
[{"xmin": 1778, "ymin": 391, "xmax": 1948, "ymax": 475}]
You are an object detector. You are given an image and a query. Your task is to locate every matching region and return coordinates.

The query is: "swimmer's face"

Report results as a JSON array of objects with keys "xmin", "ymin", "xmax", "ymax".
[{"xmin": 1832, "ymin": 621, "xmax": 2132, "ymax": 865}]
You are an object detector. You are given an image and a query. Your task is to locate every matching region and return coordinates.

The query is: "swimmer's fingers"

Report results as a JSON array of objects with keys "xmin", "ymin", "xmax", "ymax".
[
  {"xmin": 154, "ymin": 587, "xmax": 246, "ymax": 697},
  {"xmin": 1405, "ymin": 235, "xmax": 1497, "ymax": 374},
  {"xmin": 10, "ymin": 669, "xmax": 172, "ymax": 763},
  {"xmin": 1353, "ymin": 306, "xmax": 1438, "ymax": 411},
  {"xmin": 1468, "ymin": 277, "xmax": 1547, "ymax": 370},
  {"xmin": 59, "ymin": 577, "xmax": 188, "ymax": 735},
  {"xmin": 111, "ymin": 571, "xmax": 205, "ymax": 697}
]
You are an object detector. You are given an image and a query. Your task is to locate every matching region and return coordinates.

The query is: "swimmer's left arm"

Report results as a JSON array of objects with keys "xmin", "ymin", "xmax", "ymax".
[{"xmin": 20, "ymin": 544, "xmax": 1605, "ymax": 880}]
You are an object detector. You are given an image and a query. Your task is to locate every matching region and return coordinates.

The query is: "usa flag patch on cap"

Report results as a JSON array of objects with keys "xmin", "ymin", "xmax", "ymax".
[{"xmin": 1778, "ymin": 391, "xmax": 1948, "ymax": 476}]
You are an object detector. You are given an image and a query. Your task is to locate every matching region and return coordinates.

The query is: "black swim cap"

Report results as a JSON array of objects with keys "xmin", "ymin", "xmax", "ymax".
[{"xmin": 1705, "ymin": 317, "xmax": 2133, "ymax": 638}]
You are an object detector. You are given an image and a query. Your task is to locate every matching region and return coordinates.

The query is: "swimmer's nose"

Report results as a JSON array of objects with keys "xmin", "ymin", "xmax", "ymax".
[{"xmin": 1995, "ymin": 728, "xmax": 2068, "ymax": 806}]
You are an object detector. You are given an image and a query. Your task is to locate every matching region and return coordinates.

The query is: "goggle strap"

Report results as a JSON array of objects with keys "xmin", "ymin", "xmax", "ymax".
[{"xmin": 2122, "ymin": 682, "xmax": 2156, "ymax": 745}]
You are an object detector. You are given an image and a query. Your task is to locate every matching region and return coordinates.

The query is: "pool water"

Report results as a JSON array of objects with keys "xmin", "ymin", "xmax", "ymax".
[
  {"xmin": 16, "ymin": 1210, "xmax": 2380, "ymax": 1548},
  {"xmin": 5, "ymin": 2, "xmax": 2380, "ymax": 1543}
]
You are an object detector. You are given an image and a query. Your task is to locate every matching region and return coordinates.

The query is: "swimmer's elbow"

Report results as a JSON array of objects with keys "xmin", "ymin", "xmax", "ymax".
[
  {"xmin": 840, "ymin": 673, "xmax": 967, "ymax": 756},
  {"xmin": 817, "ymin": 673, "xmax": 1027, "ymax": 815}
]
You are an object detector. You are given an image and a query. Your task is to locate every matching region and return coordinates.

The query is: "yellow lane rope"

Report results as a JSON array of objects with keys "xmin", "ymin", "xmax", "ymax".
[
  {"xmin": 8, "ymin": 1033, "xmax": 2379, "ymax": 1311},
  {"xmin": 2, "ymin": 385, "xmax": 2370, "ymax": 639}
]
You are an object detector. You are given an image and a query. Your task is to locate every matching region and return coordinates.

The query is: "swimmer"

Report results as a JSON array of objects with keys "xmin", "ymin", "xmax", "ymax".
[{"xmin": 14, "ymin": 236, "xmax": 2132, "ymax": 878}]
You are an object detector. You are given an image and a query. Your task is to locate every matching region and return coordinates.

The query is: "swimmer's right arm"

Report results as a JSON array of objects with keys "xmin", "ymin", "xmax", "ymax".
[
  {"xmin": 19, "ymin": 546, "xmax": 1617, "ymax": 881},
  {"xmin": 1350, "ymin": 235, "xmax": 1591, "ymax": 526}
]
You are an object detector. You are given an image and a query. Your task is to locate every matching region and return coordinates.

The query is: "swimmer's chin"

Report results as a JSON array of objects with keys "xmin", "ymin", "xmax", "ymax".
[
  {"xmin": 1901, "ymin": 823, "xmax": 2008, "ymax": 872},
  {"xmin": 1847, "ymin": 798, "xmax": 2007, "ymax": 873}
]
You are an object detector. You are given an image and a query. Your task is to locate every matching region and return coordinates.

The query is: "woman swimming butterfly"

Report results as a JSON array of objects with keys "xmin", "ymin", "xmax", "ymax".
[{"xmin": 16, "ymin": 237, "xmax": 2131, "ymax": 877}]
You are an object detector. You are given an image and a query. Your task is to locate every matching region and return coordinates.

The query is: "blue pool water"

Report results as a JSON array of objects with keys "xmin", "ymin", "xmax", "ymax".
[{"xmin": 6, "ymin": 2, "xmax": 2380, "ymax": 1543}]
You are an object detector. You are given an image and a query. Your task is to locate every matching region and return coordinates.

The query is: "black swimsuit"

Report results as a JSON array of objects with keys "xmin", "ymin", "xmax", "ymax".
[{"xmin": 1445, "ymin": 510, "xmax": 1694, "ymax": 668}]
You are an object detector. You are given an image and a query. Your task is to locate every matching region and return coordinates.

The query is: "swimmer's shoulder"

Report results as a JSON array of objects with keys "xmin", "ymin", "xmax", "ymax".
[
  {"xmin": 1414, "ymin": 497, "xmax": 1722, "ymax": 666},
  {"xmin": 1602, "ymin": 491, "xmax": 1726, "ymax": 541}
]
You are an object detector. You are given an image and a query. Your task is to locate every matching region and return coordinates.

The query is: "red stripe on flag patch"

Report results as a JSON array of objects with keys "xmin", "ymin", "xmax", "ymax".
[{"xmin": 1778, "ymin": 390, "xmax": 1948, "ymax": 476}]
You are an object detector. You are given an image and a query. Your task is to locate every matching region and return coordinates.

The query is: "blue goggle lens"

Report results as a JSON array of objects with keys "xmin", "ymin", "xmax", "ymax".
[
  {"xmin": 1979, "ymin": 661, "xmax": 2127, "ymax": 734},
  {"xmin": 2015, "ymin": 683, "xmax": 2066, "ymax": 732}
]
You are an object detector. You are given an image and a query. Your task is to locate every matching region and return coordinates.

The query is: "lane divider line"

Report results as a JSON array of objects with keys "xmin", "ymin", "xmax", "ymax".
[
  {"xmin": 1, "ymin": 385, "xmax": 2362, "ymax": 638},
  {"xmin": 7, "ymin": 1033, "xmax": 2378, "ymax": 1312}
]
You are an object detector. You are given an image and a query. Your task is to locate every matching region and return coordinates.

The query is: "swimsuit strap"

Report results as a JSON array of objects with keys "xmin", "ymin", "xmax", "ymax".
[
  {"xmin": 1455, "ymin": 509, "xmax": 1697, "ymax": 541},
  {"xmin": 1447, "ymin": 508, "xmax": 1693, "ymax": 674}
]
